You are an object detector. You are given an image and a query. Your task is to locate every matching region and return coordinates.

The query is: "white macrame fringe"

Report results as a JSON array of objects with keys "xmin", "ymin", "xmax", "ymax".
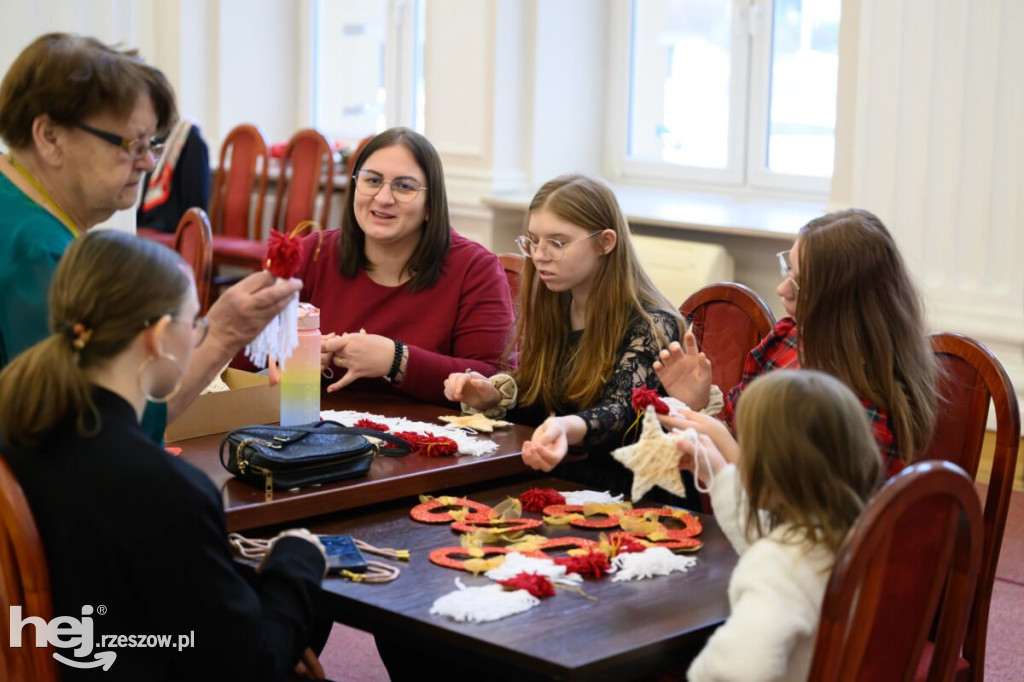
[
  {"xmin": 319, "ymin": 409, "xmax": 498, "ymax": 457},
  {"xmin": 245, "ymin": 290, "xmax": 299, "ymax": 370},
  {"xmin": 429, "ymin": 578, "xmax": 539, "ymax": 622},
  {"xmin": 611, "ymin": 547, "xmax": 698, "ymax": 582},
  {"xmin": 561, "ymin": 490, "xmax": 624, "ymax": 506},
  {"xmin": 484, "ymin": 552, "xmax": 582, "ymax": 585}
]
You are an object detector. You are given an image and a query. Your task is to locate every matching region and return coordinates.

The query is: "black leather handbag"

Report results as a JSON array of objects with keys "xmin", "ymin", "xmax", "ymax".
[{"xmin": 219, "ymin": 420, "xmax": 411, "ymax": 493}]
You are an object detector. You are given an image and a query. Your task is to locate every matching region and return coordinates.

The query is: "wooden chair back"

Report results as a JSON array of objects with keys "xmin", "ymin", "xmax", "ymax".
[
  {"xmin": 810, "ymin": 460, "xmax": 984, "ymax": 682},
  {"xmin": 916, "ymin": 332, "xmax": 1020, "ymax": 681},
  {"xmin": 272, "ymin": 128, "xmax": 335, "ymax": 234},
  {"xmin": 497, "ymin": 252, "xmax": 524, "ymax": 316},
  {"xmin": 0, "ymin": 456, "xmax": 57, "ymax": 682},
  {"xmin": 679, "ymin": 282, "xmax": 777, "ymax": 395},
  {"xmin": 209, "ymin": 124, "xmax": 270, "ymax": 240},
  {"xmin": 345, "ymin": 134, "xmax": 375, "ymax": 180},
  {"xmin": 172, "ymin": 207, "xmax": 214, "ymax": 315}
]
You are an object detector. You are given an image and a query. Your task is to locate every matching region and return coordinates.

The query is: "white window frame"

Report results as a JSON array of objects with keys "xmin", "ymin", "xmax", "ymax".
[
  {"xmin": 305, "ymin": 0, "xmax": 422, "ymax": 144},
  {"xmin": 607, "ymin": 0, "xmax": 835, "ymax": 197}
]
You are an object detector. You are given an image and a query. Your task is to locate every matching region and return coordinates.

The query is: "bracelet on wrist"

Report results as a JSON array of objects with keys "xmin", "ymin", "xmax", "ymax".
[{"xmin": 385, "ymin": 340, "xmax": 405, "ymax": 382}]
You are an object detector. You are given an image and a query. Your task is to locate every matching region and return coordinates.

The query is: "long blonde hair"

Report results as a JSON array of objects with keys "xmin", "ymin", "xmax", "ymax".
[
  {"xmin": 514, "ymin": 174, "xmax": 680, "ymax": 411},
  {"xmin": 736, "ymin": 370, "xmax": 884, "ymax": 553},
  {"xmin": 0, "ymin": 231, "xmax": 189, "ymax": 447},
  {"xmin": 796, "ymin": 209, "xmax": 937, "ymax": 463}
]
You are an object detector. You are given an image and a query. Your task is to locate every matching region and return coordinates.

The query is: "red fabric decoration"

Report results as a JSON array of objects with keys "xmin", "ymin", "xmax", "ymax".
[
  {"xmin": 392, "ymin": 431, "xmax": 459, "ymax": 457},
  {"xmin": 265, "ymin": 229, "xmax": 302, "ymax": 279},
  {"xmin": 354, "ymin": 418, "xmax": 389, "ymax": 431},
  {"xmin": 520, "ymin": 488, "xmax": 566, "ymax": 512},
  {"xmin": 631, "ymin": 387, "xmax": 670, "ymax": 415},
  {"xmin": 498, "ymin": 572, "xmax": 556, "ymax": 599},
  {"xmin": 553, "ymin": 550, "xmax": 612, "ymax": 580},
  {"xmin": 611, "ymin": 535, "xmax": 648, "ymax": 555}
]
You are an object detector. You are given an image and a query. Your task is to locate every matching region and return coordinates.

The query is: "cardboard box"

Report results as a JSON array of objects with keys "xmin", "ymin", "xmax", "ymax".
[{"xmin": 165, "ymin": 369, "xmax": 280, "ymax": 442}]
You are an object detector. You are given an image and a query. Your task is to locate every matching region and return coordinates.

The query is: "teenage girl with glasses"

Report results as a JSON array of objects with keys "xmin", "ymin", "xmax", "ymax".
[
  {"xmin": 657, "ymin": 208, "xmax": 937, "ymax": 476},
  {"xmin": 444, "ymin": 174, "xmax": 712, "ymax": 502}
]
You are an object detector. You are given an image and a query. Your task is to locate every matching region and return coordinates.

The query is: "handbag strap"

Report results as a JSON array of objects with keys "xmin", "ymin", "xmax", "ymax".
[{"xmin": 219, "ymin": 420, "xmax": 412, "ymax": 471}]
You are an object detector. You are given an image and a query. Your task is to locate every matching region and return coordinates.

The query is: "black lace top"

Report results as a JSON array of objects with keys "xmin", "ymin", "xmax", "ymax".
[{"xmin": 510, "ymin": 308, "xmax": 699, "ymax": 505}]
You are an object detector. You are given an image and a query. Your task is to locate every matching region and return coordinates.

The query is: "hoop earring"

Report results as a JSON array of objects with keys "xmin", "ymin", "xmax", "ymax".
[{"xmin": 137, "ymin": 352, "xmax": 184, "ymax": 404}]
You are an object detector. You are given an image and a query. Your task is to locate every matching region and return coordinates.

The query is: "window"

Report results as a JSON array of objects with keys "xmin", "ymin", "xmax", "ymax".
[
  {"xmin": 614, "ymin": 0, "xmax": 841, "ymax": 194},
  {"xmin": 312, "ymin": 0, "xmax": 424, "ymax": 144}
]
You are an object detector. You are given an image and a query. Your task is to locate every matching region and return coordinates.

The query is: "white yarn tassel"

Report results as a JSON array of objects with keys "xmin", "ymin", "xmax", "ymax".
[
  {"xmin": 484, "ymin": 552, "xmax": 583, "ymax": 585},
  {"xmin": 611, "ymin": 547, "xmax": 698, "ymax": 582},
  {"xmin": 429, "ymin": 578, "xmax": 540, "ymax": 622},
  {"xmin": 561, "ymin": 490, "xmax": 625, "ymax": 506},
  {"xmin": 673, "ymin": 426, "xmax": 715, "ymax": 494},
  {"xmin": 245, "ymin": 289, "xmax": 299, "ymax": 370}
]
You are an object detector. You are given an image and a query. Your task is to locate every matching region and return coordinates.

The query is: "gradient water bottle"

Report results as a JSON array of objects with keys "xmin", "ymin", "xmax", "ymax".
[{"xmin": 280, "ymin": 303, "xmax": 321, "ymax": 425}]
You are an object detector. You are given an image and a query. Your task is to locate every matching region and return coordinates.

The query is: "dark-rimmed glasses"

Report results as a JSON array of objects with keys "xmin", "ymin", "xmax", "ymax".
[
  {"xmin": 515, "ymin": 231, "xmax": 603, "ymax": 261},
  {"xmin": 777, "ymin": 250, "xmax": 800, "ymax": 291},
  {"xmin": 353, "ymin": 170, "xmax": 427, "ymax": 202},
  {"xmin": 74, "ymin": 122, "xmax": 165, "ymax": 162}
]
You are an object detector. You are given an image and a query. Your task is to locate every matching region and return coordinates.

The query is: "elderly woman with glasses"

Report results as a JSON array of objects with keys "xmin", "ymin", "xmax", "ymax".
[
  {"xmin": 307, "ymin": 127, "xmax": 513, "ymax": 405},
  {"xmin": 656, "ymin": 209, "xmax": 938, "ymax": 477},
  {"xmin": 0, "ymin": 33, "xmax": 302, "ymax": 439}
]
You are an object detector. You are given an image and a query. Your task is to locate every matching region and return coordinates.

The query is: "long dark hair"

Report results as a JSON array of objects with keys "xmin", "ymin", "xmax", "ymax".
[
  {"xmin": 796, "ymin": 208, "xmax": 937, "ymax": 463},
  {"xmin": 337, "ymin": 127, "xmax": 450, "ymax": 292},
  {"xmin": 0, "ymin": 231, "xmax": 189, "ymax": 447}
]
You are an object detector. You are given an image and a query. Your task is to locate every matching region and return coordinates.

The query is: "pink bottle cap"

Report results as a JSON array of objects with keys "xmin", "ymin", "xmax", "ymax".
[{"xmin": 297, "ymin": 303, "xmax": 320, "ymax": 331}]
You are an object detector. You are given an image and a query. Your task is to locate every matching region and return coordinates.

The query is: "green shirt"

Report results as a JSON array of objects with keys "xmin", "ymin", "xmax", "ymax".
[{"xmin": 0, "ymin": 169, "xmax": 168, "ymax": 441}]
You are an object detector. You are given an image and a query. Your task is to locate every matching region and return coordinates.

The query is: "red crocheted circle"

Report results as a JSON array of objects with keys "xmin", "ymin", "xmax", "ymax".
[
  {"xmin": 612, "ymin": 530, "xmax": 704, "ymax": 552},
  {"xmin": 623, "ymin": 507, "xmax": 703, "ymax": 537},
  {"xmin": 428, "ymin": 546, "xmax": 510, "ymax": 571},
  {"xmin": 450, "ymin": 518, "xmax": 543, "ymax": 534},
  {"xmin": 409, "ymin": 497, "xmax": 494, "ymax": 523},
  {"xmin": 535, "ymin": 536, "xmax": 599, "ymax": 557},
  {"xmin": 542, "ymin": 504, "xmax": 623, "ymax": 529}
]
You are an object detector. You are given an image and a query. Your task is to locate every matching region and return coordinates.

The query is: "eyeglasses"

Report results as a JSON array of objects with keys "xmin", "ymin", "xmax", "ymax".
[
  {"xmin": 777, "ymin": 250, "xmax": 800, "ymax": 291},
  {"xmin": 515, "ymin": 231, "xmax": 603, "ymax": 261},
  {"xmin": 143, "ymin": 315, "xmax": 208, "ymax": 348},
  {"xmin": 73, "ymin": 122, "xmax": 165, "ymax": 162},
  {"xmin": 191, "ymin": 316, "xmax": 209, "ymax": 348},
  {"xmin": 353, "ymin": 170, "xmax": 427, "ymax": 202}
]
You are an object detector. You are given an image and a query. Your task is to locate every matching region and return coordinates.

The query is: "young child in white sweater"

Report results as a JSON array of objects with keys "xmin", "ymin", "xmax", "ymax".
[{"xmin": 670, "ymin": 369, "xmax": 884, "ymax": 682}]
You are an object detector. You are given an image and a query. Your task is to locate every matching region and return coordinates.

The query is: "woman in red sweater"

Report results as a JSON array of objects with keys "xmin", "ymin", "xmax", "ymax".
[{"xmin": 307, "ymin": 127, "xmax": 514, "ymax": 405}]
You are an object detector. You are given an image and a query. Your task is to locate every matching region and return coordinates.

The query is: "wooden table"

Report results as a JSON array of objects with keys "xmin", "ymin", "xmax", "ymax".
[
  {"xmin": 177, "ymin": 390, "xmax": 536, "ymax": 531},
  {"xmin": 309, "ymin": 477, "xmax": 736, "ymax": 681}
]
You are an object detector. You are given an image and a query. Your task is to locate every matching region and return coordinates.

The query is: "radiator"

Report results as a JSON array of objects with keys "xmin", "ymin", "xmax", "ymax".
[{"xmin": 631, "ymin": 234, "xmax": 734, "ymax": 307}]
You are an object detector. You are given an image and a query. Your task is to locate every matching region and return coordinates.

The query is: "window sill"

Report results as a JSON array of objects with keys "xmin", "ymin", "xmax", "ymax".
[{"xmin": 483, "ymin": 183, "xmax": 826, "ymax": 241}]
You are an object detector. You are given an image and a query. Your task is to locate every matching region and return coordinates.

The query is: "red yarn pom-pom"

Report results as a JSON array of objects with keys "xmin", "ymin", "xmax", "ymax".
[
  {"xmin": 554, "ymin": 550, "xmax": 612, "ymax": 580},
  {"xmin": 519, "ymin": 488, "xmax": 566, "ymax": 512},
  {"xmin": 498, "ymin": 572, "xmax": 556, "ymax": 599},
  {"xmin": 354, "ymin": 418, "xmax": 389, "ymax": 431},
  {"xmin": 265, "ymin": 229, "xmax": 303, "ymax": 279},
  {"xmin": 392, "ymin": 431, "xmax": 459, "ymax": 457},
  {"xmin": 631, "ymin": 387, "xmax": 669, "ymax": 415}
]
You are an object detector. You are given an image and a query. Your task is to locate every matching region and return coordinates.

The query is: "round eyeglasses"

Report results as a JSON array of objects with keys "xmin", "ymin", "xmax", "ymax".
[
  {"xmin": 515, "ymin": 230, "xmax": 603, "ymax": 261},
  {"xmin": 353, "ymin": 170, "xmax": 427, "ymax": 202},
  {"xmin": 73, "ymin": 122, "xmax": 165, "ymax": 162},
  {"xmin": 776, "ymin": 250, "xmax": 800, "ymax": 291}
]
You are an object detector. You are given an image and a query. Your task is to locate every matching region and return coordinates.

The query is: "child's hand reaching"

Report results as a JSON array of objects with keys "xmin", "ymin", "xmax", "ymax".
[
  {"xmin": 521, "ymin": 416, "xmax": 569, "ymax": 471},
  {"xmin": 659, "ymin": 409, "xmax": 740, "ymax": 465},
  {"xmin": 654, "ymin": 332, "xmax": 713, "ymax": 411},
  {"xmin": 675, "ymin": 432, "xmax": 727, "ymax": 490}
]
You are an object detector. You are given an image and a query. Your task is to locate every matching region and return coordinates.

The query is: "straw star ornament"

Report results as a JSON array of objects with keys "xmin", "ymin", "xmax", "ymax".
[{"xmin": 612, "ymin": 405, "xmax": 688, "ymax": 501}]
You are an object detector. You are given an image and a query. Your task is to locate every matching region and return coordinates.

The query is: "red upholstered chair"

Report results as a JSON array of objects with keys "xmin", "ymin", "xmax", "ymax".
[
  {"xmin": 0, "ymin": 456, "xmax": 57, "ymax": 682},
  {"xmin": 207, "ymin": 124, "xmax": 271, "ymax": 272},
  {"xmin": 679, "ymin": 282, "xmax": 776, "ymax": 396},
  {"xmin": 497, "ymin": 252, "xmax": 524, "ymax": 316},
  {"xmin": 172, "ymin": 207, "xmax": 213, "ymax": 315},
  {"xmin": 913, "ymin": 332, "xmax": 1021, "ymax": 682},
  {"xmin": 270, "ymin": 128, "xmax": 335, "ymax": 235},
  {"xmin": 809, "ymin": 460, "xmax": 984, "ymax": 682}
]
